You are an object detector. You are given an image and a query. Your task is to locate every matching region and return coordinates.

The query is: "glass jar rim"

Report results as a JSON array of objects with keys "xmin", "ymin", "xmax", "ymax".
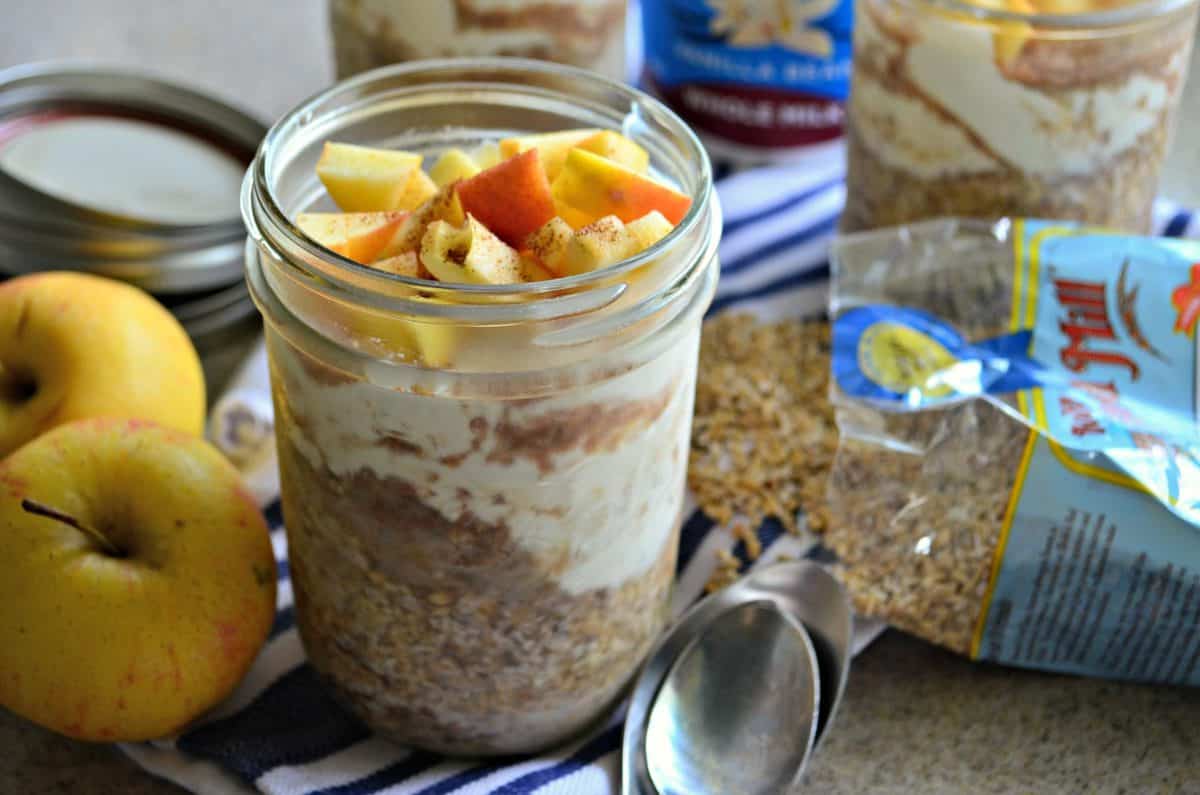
[
  {"xmin": 242, "ymin": 56, "xmax": 717, "ymax": 321},
  {"xmin": 895, "ymin": 0, "xmax": 1197, "ymax": 28}
]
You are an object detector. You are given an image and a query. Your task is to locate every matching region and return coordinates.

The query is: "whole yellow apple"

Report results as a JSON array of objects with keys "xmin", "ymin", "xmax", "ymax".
[
  {"xmin": 0, "ymin": 418, "xmax": 277, "ymax": 741},
  {"xmin": 0, "ymin": 272, "xmax": 205, "ymax": 457}
]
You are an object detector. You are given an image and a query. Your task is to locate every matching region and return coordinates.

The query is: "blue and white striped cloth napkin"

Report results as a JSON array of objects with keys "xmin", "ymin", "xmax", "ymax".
[{"xmin": 120, "ymin": 151, "xmax": 1199, "ymax": 795}]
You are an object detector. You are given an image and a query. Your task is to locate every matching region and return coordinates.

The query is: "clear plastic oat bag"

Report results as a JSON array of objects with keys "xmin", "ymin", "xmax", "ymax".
[{"xmin": 825, "ymin": 217, "xmax": 1200, "ymax": 685}]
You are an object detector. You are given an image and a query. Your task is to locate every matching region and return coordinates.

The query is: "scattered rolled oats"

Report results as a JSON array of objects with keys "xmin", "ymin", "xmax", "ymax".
[
  {"xmin": 690, "ymin": 314, "xmax": 842, "ymax": 594},
  {"xmin": 689, "ymin": 229, "xmax": 1020, "ymax": 652},
  {"xmin": 690, "ymin": 314, "xmax": 838, "ymax": 537},
  {"xmin": 706, "ymin": 548, "xmax": 744, "ymax": 594}
]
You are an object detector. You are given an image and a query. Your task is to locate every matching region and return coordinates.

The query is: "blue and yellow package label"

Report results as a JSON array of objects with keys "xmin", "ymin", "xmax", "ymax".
[{"xmin": 833, "ymin": 220, "xmax": 1200, "ymax": 684}]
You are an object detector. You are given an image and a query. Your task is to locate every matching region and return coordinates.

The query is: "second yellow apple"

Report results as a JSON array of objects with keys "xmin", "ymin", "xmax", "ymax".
[{"xmin": 0, "ymin": 272, "xmax": 205, "ymax": 457}]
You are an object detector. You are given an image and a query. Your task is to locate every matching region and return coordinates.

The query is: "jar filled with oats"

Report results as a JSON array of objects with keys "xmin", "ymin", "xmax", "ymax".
[
  {"xmin": 242, "ymin": 60, "xmax": 719, "ymax": 755},
  {"xmin": 842, "ymin": 0, "xmax": 1200, "ymax": 233},
  {"xmin": 329, "ymin": 0, "xmax": 629, "ymax": 82}
]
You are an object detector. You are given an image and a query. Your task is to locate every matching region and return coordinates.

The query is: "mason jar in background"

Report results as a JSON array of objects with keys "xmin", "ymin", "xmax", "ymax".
[
  {"xmin": 329, "ymin": 0, "xmax": 628, "ymax": 82},
  {"xmin": 640, "ymin": 0, "xmax": 855, "ymax": 164},
  {"xmin": 1161, "ymin": 24, "xmax": 1200, "ymax": 207},
  {"xmin": 842, "ymin": 0, "xmax": 1200, "ymax": 233},
  {"xmin": 0, "ymin": 64, "xmax": 265, "ymax": 399},
  {"xmin": 242, "ymin": 59, "xmax": 720, "ymax": 755}
]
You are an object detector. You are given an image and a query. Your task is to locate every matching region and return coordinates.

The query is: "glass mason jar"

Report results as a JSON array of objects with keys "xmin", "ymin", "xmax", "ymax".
[
  {"xmin": 329, "ymin": 0, "xmax": 628, "ymax": 82},
  {"xmin": 241, "ymin": 59, "xmax": 719, "ymax": 756},
  {"xmin": 842, "ymin": 0, "xmax": 1200, "ymax": 233}
]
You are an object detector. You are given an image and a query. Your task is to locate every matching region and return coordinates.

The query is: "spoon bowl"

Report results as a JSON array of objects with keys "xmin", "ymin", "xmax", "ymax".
[
  {"xmin": 644, "ymin": 600, "xmax": 820, "ymax": 795},
  {"xmin": 746, "ymin": 561, "xmax": 854, "ymax": 745},
  {"xmin": 622, "ymin": 560, "xmax": 854, "ymax": 795}
]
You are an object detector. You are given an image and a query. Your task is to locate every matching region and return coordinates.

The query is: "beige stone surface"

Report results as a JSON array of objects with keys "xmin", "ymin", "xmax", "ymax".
[{"xmin": 0, "ymin": 3, "xmax": 1198, "ymax": 794}]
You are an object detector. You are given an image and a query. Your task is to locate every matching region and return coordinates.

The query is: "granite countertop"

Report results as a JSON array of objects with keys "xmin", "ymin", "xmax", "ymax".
[
  {"xmin": 2, "ymin": 2, "xmax": 1200, "ymax": 794},
  {"xmin": 4, "ymin": 629, "xmax": 1198, "ymax": 795}
]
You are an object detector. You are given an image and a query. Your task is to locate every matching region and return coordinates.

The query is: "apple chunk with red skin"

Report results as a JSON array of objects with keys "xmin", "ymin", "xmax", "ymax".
[
  {"xmin": 0, "ymin": 418, "xmax": 277, "ymax": 742},
  {"xmin": 295, "ymin": 211, "xmax": 409, "ymax": 264},
  {"xmin": 552, "ymin": 148, "xmax": 692, "ymax": 229},
  {"xmin": 455, "ymin": 149, "xmax": 556, "ymax": 248}
]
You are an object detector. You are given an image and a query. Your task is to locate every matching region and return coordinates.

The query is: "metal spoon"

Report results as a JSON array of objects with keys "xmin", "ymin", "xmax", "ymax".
[
  {"xmin": 746, "ymin": 561, "xmax": 854, "ymax": 746},
  {"xmin": 644, "ymin": 600, "xmax": 820, "ymax": 795},
  {"xmin": 622, "ymin": 561, "xmax": 854, "ymax": 795}
]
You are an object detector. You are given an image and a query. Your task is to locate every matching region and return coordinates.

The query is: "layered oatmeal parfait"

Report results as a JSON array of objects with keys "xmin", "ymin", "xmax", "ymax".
[
  {"xmin": 330, "ymin": 0, "xmax": 628, "ymax": 81},
  {"xmin": 842, "ymin": 0, "xmax": 1200, "ymax": 232},
  {"xmin": 242, "ymin": 60, "xmax": 719, "ymax": 755}
]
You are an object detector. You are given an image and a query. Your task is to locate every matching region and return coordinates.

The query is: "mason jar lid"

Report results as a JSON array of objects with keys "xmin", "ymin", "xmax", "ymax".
[{"xmin": 0, "ymin": 62, "xmax": 266, "ymax": 292}]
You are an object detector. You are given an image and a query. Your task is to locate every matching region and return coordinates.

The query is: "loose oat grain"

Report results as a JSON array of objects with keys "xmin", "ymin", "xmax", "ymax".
[
  {"xmin": 689, "ymin": 315, "xmax": 839, "ymax": 537},
  {"xmin": 690, "ymin": 224, "xmax": 1040, "ymax": 654},
  {"xmin": 824, "ymin": 220, "xmax": 1031, "ymax": 654}
]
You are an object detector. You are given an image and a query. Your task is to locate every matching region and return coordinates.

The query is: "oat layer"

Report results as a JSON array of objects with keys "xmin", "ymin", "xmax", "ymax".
[
  {"xmin": 841, "ymin": 124, "xmax": 1171, "ymax": 234},
  {"xmin": 280, "ymin": 438, "xmax": 678, "ymax": 755}
]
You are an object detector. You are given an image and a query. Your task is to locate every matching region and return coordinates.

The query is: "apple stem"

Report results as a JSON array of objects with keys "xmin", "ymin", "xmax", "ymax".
[{"xmin": 21, "ymin": 498, "xmax": 124, "ymax": 557}]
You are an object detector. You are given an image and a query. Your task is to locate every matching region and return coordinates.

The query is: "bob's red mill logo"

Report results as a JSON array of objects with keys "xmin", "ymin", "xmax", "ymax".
[
  {"xmin": 1049, "ymin": 262, "xmax": 1170, "ymax": 439},
  {"xmin": 1054, "ymin": 277, "xmax": 1140, "ymax": 380},
  {"xmin": 1170, "ymin": 263, "xmax": 1200, "ymax": 338}
]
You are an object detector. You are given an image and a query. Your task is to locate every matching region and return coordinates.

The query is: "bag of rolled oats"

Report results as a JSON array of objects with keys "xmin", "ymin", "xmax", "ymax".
[{"xmin": 825, "ymin": 217, "xmax": 1200, "ymax": 685}]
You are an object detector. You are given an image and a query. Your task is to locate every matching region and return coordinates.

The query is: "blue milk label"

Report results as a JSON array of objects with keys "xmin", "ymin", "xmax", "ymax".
[{"xmin": 640, "ymin": 0, "xmax": 854, "ymax": 149}]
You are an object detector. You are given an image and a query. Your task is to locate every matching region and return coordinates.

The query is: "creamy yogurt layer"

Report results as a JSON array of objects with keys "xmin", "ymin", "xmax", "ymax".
[
  {"xmin": 274, "ymin": 327, "xmax": 696, "ymax": 595},
  {"xmin": 843, "ymin": 0, "xmax": 1198, "ymax": 232},
  {"xmin": 852, "ymin": 5, "xmax": 1184, "ymax": 179},
  {"xmin": 331, "ymin": 0, "xmax": 627, "ymax": 80}
]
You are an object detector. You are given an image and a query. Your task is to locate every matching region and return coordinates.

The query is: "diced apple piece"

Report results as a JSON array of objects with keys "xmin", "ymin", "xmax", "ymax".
[
  {"xmin": 456, "ymin": 149, "xmax": 556, "ymax": 248},
  {"xmin": 560, "ymin": 215, "xmax": 639, "ymax": 276},
  {"xmin": 375, "ymin": 184, "xmax": 466, "ymax": 259},
  {"xmin": 295, "ymin": 211, "xmax": 409, "ymax": 264},
  {"xmin": 396, "ymin": 168, "xmax": 438, "ymax": 211},
  {"xmin": 523, "ymin": 216, "xmax": 575, "ymax": 275},
  {"xmin": 626, "ymin": 211, "xmax": 674, "ymax": 253},
  {"xmin": 471, "ymin": 142, "xmax": 503, "ymax": 169},
  {"xmin": 519, "ymin": 255, "xmax": 556, "ymax": 282},
  {"xmin": 429, "ymin": 148, "xmax": 481, "ymax": 187},
  {"xmin": 421, "ymin": 215, "xmax": 524, "ymax": 285},
  {"xmin": 1037, "ymin": 0, "xmax": 1088, "ymax": 11},
  {"xmin": 983, "ymin": 0, "xmax": 1036, "ymax": 61},
  {"xmin": 345, "ymin": 308, "xmax": 458, "ymax": 368},
  {"xmin": 576, "ymin": 131, "xmax": 651, "ymax": 174},
  {"xmin": 370, "ymin": 251, "xmax": 422, "ymax": 278},
  {"xmin": 498, "ymin": 129, "xmax": 601, "ymax": 181},
  {"xmin": 401, "ymin": 309, "xmax": 459, "ymax": 367},
  {"xmin": 553, "ymin": 149, "xmax": 693, "ymax": 229},
  {"xmin": 316, "ymin": 142, "xmax": 423, "ymax": 212}
]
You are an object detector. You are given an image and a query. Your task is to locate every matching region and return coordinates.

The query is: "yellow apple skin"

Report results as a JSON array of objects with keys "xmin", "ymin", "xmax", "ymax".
[
  {"xmin": 499, "ymin": 129, "xmax": 599, "ymax": 181},
  {"xmin": 470, "ymin": 142, "xmax": 503, "ymax": 170},
  {"xmin": 316, "ymin": 142, "xmax": 422, "ymax": 212},
  {"xmin": 0, "ymin": 272, "xmax": 205, "ymax": 458},
  {"xmin": 428, "ymin": 148, "xmax": 481, "ymax": 187},
  {"xmin": 552, "ymin": 148, "xmax": 693, "ymax": 228},
  {"xmin": 397, "ymin": 169, "xmax": 438, "ymax": 212},
  {"xmin": 0, "ymin": 418, "xmax": 276, "ymax": 742},
  {"xmin": 576, "ymin": 130, "xmax": 651, "ymax": 174},
  {"xmin": 295, "ymin": 211, "xmax": 409, "ymax": 264}
]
